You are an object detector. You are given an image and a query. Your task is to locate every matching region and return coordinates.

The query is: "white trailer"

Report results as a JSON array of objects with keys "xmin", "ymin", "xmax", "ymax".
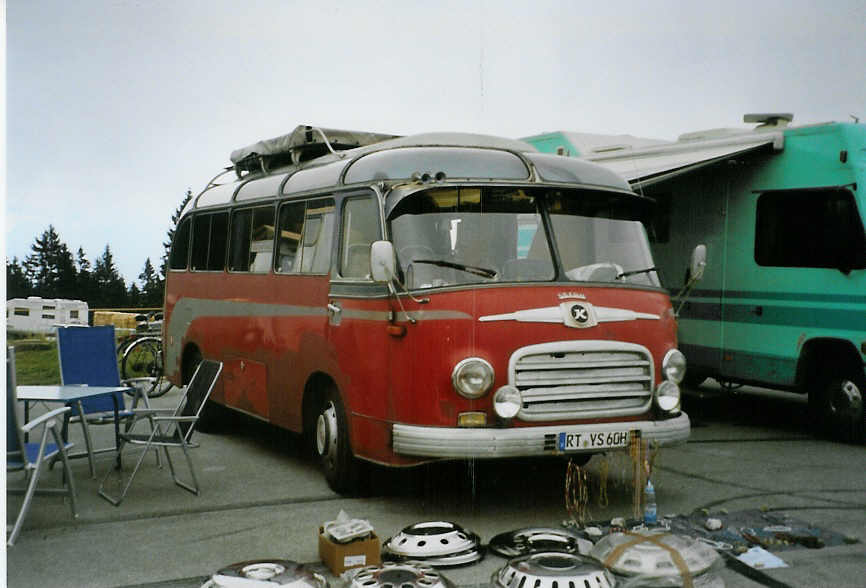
[{"xmin": 6, "ymin": 297, "xmax": 89, "ymax": 333}]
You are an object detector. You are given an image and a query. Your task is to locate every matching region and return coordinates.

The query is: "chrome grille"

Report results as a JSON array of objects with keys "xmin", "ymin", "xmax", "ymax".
[{"xmin": 510, "ymin": 341, "xmax": 653, "ymax": 421}]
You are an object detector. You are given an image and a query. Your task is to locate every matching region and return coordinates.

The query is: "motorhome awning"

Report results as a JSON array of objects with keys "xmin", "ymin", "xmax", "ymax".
[{"xmin": 587, "ymin": 132, "xmax": 784, "ymax": 189}]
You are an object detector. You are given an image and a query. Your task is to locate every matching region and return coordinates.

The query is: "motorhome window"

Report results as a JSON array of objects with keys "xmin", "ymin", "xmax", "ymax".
[
  {"xmin": 344, "ymin": 147, "xmax": 529, "ymax": 183},
  {"xmin": 169, "ymin": 217, "xmax": 192, "ymax": 270},
  {"xmin": 340, "ymin": 196, "xmax": 381, "ymax": 278},
  {"xmin": 548, "ymin": 190, "xmax": 659, "ymax": 286},
  {"xmin": 191, "ymin": 212, "xmax": 229, "ymax": 271},
  {"xmin": 70, "ymin": 310, "xmax": 79, "ymax": 319},
  {"xmin": 276, "ymin": 198, "xmax": 336, "ymax": 274},
  {"xmin": 229, "ymin": 206, "xmax": 276, "ymax": 273},
  {"xmin": 388, "ymin": 187, "xmax": 554, "ymax": 288},
  {"xmin": 755, "ymin": 188, "xmax": 866, "ymax": 270},
  {"xmin": 14, "ymin": 308, "xmax": 29, "ymax": 316},
  {"xmin": 42, "ymin": 314, "xmax": 55, "ymax": 320}
]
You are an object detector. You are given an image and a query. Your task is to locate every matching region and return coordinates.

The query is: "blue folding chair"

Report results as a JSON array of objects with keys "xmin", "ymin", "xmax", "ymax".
[
  {"xmin": 7, "ymin": 347, "xmax": 78, "ymax": 547},
  {"xmin": 57, "ymin": 325, "xmax": 144, "ymax": 477}
]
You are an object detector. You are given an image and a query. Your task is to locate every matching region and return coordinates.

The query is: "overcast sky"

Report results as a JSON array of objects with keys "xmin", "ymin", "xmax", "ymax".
[{"xmin": 5, "ymin": 0, "xmax": 865, "ymax": 285}]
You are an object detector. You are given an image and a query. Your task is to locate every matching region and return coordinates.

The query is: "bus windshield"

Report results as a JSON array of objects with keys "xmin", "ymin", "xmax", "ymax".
[{"xmin": 388, "ymin": 187, "xmax": 660, "ymax": 289}]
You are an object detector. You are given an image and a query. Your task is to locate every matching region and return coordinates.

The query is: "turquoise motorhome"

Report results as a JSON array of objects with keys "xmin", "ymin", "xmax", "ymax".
[{"xmin": 525, "ymin": 115, "xmax": 866, "ymax": 442}]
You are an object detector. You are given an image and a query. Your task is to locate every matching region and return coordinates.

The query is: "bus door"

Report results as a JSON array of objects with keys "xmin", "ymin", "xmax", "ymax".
[
  {"xmin": 326, "ymin": 193, "xmax": 394, "ymax": 431},
  {"xmin": 268, "ymin": 196, "xmax": 337, "ymax": 426}
]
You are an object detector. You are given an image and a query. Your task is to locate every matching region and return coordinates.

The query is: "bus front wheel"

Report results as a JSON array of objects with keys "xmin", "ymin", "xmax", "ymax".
[{"xmin": 315, "ymin": 387, "xmax": 361, "ymax": 493}]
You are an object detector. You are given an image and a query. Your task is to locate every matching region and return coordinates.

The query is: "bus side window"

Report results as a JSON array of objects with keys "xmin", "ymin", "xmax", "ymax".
[
  {"xmin": 301, "ymin": 199, "xmax": 335, "ymax": 273},
  {"xmin": 169, "ymin": 217, "xmax": 192, "ymax": 270},
  {"xmin": 208, "ymin": 212, "xmax": 229, "ymax": 270},
  {"xmin": 191, "ymin": 214, "xmax": 210, "ymax": 271},
  {"xmin": 340, "ymin": 196, "xmax": 380, "ymax": 279},
  {"xmin": 276, "ymin": 198, "xmax": 336, "ymax": 274},
  {"xmin": 193, "ymin": 212, "xmax": 229, "ymax": 271},
  {"xmin": 230, "ymin": 206, "xmax": 275, "ymax": 273},
  {"xmin": 276, "ymin": 202, "xmax": 305, "ymax": 272}
]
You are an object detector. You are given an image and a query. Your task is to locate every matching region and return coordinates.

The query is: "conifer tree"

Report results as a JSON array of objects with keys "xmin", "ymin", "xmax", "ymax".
[
  {"xmin": 93, "ymin": 245, "xmax": 127, "ymax": 308},
  {"xmin": 6, "ymin": 257, "xmax": 33, "ymax": 299},
  {"xmin": 160, "ymin": 188, "xmax": 193, "ymax": 281},
  {"xmin": 23, "ymin": 225, "xmax": 78, "ymax": 299},
  {"xmin": 139, "ymin": 257, "xmax": 163, "ymax": 307},
  {"xmin": 75, "ymin": 247, "xmax": 93, "ymax": 302}
]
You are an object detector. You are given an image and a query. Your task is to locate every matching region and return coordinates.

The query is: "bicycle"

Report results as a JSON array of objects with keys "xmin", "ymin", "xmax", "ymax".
[{"xmin": 117, "ymin": 334, "xmax": 174, "ymax": 399}]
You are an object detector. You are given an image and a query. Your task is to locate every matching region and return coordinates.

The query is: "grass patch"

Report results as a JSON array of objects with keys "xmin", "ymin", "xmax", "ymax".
[
  {"xmin": 11, "ymin": 341, "xmax": 61, "ymax": 385},
  {"xmin": 9, "ymin": 329, "xmax": 130, "ymax": 386}
]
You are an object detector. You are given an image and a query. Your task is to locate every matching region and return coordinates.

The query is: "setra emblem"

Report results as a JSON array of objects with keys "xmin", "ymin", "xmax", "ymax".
[
  {"xmin": 570, "ymin": 305, "xmax": 589, "ymax": 323},
  {"xmin": 562, "ymin": 301, "xmax": 597, "ymax": 328}
]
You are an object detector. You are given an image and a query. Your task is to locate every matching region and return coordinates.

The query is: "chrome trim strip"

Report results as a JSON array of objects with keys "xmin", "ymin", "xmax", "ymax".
[
  {"xmin": 392, "ymin": 413, "xmax": 690, "ymax": 458},
  {"xmin": 165, "ymin": 297, "xmax": 473, "ymax": 374},
  {"xmin": 480, "ymin": 304, "xmax": 659, "ymax": 325}
]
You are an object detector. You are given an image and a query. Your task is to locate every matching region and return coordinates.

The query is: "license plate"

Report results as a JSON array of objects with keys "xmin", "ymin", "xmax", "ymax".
[{"xmin": 557, "ymin": 430, "xmax": 630, "ymax": 452}]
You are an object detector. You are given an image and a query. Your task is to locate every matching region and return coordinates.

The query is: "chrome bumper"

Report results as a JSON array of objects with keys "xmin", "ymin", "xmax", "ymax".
[{"xmin": 392, "ymin": 412, "xmax": 690, "ymax": 459}]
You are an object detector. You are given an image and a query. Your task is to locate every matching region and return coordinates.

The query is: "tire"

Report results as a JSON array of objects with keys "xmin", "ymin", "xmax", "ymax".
[
  {"xmin": 809, "ymin": 359, "xmax": 865, "ymax": 443},
  {"xmin": 121, "ymin": 337, "xmax": 173, "ymax": 398},
  {"xmin": 314, "ymin": 385, "xmax": 362, "ymax": 494}
]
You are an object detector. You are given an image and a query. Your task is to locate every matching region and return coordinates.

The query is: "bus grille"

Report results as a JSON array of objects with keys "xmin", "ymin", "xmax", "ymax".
[{"xmin": 510, "ymin": 341, "xmax": 654, "ymax": 422}]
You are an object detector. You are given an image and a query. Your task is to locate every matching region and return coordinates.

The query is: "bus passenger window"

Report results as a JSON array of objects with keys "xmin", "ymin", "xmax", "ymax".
[
  {"xmin": 229, "ymin": 206, "xmax": 275, "ymax": 273},
  {"xmin": 169, "ymin": 217, "xmax": 192, "ymax": 270},
  {"xmin": 191, "ymin": 215, "xmax": 210, "ymax": 270},
  {"xmin": 208, "ymin": 213, "xmax": 228, "ymax": 270},
  {"xmin": 276, "ymin": 198, "xmax": 336, "ymax": 274},
  {"xmin": 340, "ymin": 196, "xmax": 380, "ymax": 279},
  {"xmin": 193, "ymin": 212, "xmax": 229, "ymax": 271},
  {"xmin": 276, "ymin": 202, "xmax": 305, "ymax": 272},
  {"xmin": 301, "ymin": 199, "xmax": 335, "ymax": 273}
]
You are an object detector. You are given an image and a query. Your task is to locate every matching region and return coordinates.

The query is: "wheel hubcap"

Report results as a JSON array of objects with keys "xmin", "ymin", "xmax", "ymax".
[
  {"xmin": 316, "ymin": 401, "xmax": 338, "ymax": 466},
  {"xmin": 829, "ymin": 380, "xmax": 863, "ymax": 421}
]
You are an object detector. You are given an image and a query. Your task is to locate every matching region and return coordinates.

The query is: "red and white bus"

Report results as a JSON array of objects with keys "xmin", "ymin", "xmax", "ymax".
[{"xmin": 163, "ymin": 125, "xmax": 691, "ymax": 492}]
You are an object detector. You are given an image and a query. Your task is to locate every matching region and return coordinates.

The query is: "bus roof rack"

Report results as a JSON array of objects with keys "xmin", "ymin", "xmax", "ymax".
[{"xmin": 230, "ymin": 125, "xmax": 401, "ymax": 176}]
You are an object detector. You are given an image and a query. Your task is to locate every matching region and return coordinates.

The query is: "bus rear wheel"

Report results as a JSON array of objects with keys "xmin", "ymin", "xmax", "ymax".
[{"xmin": 314, "ymin": 387, "xmax": 361, "ymax": 494}]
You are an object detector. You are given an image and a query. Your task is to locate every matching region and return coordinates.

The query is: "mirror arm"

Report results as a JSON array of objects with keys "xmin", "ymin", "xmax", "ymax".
[{"xmin": 388, "ymin": 281, "xmax": 421, "ymax": 325}]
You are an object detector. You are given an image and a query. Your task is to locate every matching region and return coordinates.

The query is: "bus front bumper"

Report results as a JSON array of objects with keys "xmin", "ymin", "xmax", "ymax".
[{"xmin": 392, "ymin": 412, "xmax": 690, "ymax": 459}]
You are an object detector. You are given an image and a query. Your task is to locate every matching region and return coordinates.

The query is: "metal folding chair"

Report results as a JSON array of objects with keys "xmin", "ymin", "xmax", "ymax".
[
  {"xmin": 56, "ymin": 325, "xmax": 148, "ymax": 477},
  {"xmin": 98, "ymin": 360, "xmax": 223, "ymax": 506},
  {"xmin": 6, "ymin": 347, "xmax": 78, "ymax": 547}
]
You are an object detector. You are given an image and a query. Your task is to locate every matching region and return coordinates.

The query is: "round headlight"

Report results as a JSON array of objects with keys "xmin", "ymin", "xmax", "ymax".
[
  {"xmin": 451, "ymin": 357, "xmax": 494, "ymax": 399},
  {"xmin": 656, "ymin": 380, "xmax": 681, "ymax": 413},
  {"xmin": 663, "ymin": 349, "xmax": 687, "ymax": 384},
  {"xmin": 493, "ymin": 385, "xmax": 522, "ymax": 418}
]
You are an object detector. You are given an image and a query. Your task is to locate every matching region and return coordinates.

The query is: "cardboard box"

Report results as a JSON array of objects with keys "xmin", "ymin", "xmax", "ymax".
[{"xmin": 318, "ymin": 526, "xmax": 381, "ymax": 575}]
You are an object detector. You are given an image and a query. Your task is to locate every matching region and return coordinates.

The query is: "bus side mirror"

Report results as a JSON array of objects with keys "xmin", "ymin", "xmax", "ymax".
[
  {"xmin": 370, "ymin": 240, "xmax": 396, "ymax": 283},
  {"xmin": 689, "ymin": 244, "xmax": 707, "ymax": 282}
]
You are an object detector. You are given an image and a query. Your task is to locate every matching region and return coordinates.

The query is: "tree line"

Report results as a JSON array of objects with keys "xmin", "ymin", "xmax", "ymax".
[{"xmin": 6, "ymin": 190, "xmax": 193, "ymax": 309}]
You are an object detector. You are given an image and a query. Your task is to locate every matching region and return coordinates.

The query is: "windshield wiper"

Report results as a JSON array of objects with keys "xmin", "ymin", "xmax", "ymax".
[
  {"xmin": 412, "ymin": 259, "xmax": 498, "ymax": 279},
  {"xmin": 617, "ymin": 266, "xmax": 658, "ymax": 279}
]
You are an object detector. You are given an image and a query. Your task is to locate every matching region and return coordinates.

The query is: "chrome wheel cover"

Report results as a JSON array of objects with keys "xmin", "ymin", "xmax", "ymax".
[
  {"xmin": 316, "ymin": 401, "xmax": 339, "ymax": 469},
  {"xmin": 492, "ymin": 552, "xmax": 613, "ymax": 588}
]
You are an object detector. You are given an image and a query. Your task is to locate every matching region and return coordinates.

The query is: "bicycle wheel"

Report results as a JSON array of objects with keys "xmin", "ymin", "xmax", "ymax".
[{"xmin": 121, "ymin": 337, "xmax": 172, "ymax": 398}]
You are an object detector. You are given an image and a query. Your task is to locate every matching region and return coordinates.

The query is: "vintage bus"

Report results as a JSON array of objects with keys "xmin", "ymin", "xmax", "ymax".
[{"xmin": 163, "ymin": 125, "xmax": 692, "ymax": 492}]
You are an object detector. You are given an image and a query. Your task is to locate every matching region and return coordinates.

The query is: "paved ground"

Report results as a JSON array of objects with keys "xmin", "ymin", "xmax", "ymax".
[{"xmin": 6, "ymin": 381, "xmax": 866, "ymax": 587}]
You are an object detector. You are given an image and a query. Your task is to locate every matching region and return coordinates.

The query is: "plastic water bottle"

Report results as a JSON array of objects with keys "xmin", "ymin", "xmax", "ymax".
[{"xmin": 644, "ymin": 480, "xmax": 657, "ymax": 524}]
